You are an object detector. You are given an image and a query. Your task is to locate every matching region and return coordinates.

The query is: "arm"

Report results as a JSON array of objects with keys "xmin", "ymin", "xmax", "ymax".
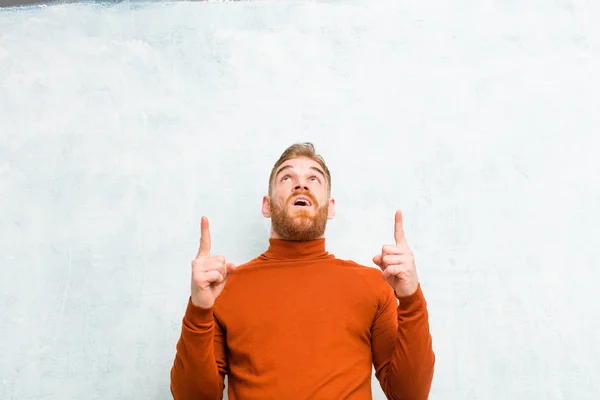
[
  {"xmin": 170, "ymin": 298, "xmax": 228, "ymax": 400},
  {"xmin": 372, "ymin": 283, "xmax": 435, "ymax": 400}
]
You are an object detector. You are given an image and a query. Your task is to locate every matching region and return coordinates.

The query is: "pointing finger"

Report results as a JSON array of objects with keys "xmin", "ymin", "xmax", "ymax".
[
  {"xmin": 394, "ymin": 209, "xmax": 407, "ymax": 246},
  {"xmin": 197, "ymin": 216, "xmax": 211, "ymax": 258}
]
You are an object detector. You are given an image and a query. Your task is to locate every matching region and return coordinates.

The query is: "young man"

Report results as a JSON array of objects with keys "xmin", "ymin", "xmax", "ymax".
[{"xmin": 170, "ymin": 143, "xmax": 435, "ymax": 400}]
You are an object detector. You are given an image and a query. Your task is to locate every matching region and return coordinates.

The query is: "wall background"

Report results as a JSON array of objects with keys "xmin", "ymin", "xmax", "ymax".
[{"xmin": 1, "ymin": 1, "xmax": 599, "ymax": 399}]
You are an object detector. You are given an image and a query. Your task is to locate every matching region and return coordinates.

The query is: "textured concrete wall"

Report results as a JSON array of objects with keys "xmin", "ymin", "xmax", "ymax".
[{"xmin": 1, "ymin": 1, "xmax": 599, "ymax": 399}]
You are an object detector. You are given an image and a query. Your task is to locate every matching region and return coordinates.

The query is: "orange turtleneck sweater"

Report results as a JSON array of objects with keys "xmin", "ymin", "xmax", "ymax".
[{"xmin": 170, "ymin": 239, "xmax": 435, "ymax": 400}]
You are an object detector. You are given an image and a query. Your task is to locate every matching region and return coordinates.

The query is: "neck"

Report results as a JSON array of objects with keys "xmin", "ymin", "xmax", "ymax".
[
  {"xmin": 260, "ymin": 237, "xmax": 332, "ymax": 260},
  {"xmin": 270, "ymin": 230, "xmax": 325, "ymax": 240}
]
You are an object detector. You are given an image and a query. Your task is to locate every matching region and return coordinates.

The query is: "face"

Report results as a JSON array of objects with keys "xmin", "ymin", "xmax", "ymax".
[{"xmin": 262, "ymin": 157, "xmax": 335, "ymax": 241}]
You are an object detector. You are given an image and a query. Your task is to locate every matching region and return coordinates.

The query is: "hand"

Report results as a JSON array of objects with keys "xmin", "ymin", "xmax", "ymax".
[
  {"xmin": 190, "ymin": 216, "xmax": 237, "ymax": 309},
  {"xmin": 372, "ymin": 210, "xmax": 419, "ymax": 297}
]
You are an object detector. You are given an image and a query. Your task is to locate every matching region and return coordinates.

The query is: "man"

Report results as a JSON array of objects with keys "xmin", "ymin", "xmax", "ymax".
[{"xmin": 170, "ymin": 142, "xmax": 435, "ymax": 400}]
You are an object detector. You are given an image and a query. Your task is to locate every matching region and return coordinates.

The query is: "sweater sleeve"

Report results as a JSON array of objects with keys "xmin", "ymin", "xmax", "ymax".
[
  {"xmin": 371, "ymin": 283, "xmax": 435, "ymax": 400},
  {"xmin": 170, "ymin": 297, "xmax": 227, "ymax": 400}
]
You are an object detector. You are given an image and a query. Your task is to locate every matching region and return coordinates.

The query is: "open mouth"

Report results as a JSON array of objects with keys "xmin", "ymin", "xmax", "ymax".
[{"xmin": 291, "ymin": 197, "xmax": 313, "ymax": 207}]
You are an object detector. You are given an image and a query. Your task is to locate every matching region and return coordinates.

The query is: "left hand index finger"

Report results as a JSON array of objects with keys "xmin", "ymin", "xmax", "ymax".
[{"xmin": 394, "ymin": 209, "xmax": 407, "ymax": 246}]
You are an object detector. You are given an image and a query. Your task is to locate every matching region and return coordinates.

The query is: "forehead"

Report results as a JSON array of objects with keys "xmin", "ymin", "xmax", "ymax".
[{"xmin": 277, "ymin": 157, "xmax": 322, "ymax": 172}]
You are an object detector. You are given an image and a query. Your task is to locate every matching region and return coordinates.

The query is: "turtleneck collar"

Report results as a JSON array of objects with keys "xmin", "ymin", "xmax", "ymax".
[{"xmin": 260, "ymin": 238, "xmax": 333, "ymax": 260}]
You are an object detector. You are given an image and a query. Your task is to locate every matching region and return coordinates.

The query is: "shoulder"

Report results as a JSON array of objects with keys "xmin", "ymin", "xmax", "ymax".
[
  {"xmin": 332, "ymin": 258, "xmax": 391, "ymax": 298},
  {"xmin": 334, "ymin": 258, "xmax": 382, "ymax": 278}
]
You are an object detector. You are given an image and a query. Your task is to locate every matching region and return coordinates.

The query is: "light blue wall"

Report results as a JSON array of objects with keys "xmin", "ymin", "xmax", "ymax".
[{"xmin": 1, "ymin": 1, "xmax": 599, "ymax": 399}]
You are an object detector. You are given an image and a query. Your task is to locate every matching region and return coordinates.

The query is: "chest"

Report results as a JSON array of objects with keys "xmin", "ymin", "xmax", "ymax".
[{"xmin": 216, "ymin": 265, "xmax": 379, "ymax": 351}]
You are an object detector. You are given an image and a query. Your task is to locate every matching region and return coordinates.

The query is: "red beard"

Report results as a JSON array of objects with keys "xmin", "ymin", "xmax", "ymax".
[{"xmin": 270, "ymin": 192, "xmax": 329, "ymax": 241}]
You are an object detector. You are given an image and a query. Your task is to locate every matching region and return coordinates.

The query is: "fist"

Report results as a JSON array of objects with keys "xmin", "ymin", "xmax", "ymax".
[
  {"xmin": 191, "ymin": 216, "xmax": 237, "ymax": 309},
  {"xmin": 372, "ymin": 210, "xmax": 419, "ymax": 297}
]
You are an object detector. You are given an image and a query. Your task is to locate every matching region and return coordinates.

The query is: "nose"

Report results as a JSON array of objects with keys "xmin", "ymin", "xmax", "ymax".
[{"xmin": 293, "ymin": 184, "xmax": 309, "ymax": 192}]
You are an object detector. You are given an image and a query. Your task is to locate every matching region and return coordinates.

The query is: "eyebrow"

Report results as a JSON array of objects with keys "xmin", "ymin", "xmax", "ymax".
[{"xmin": 275, "ymin": 165, "xmax": 326, "ymax": 180}]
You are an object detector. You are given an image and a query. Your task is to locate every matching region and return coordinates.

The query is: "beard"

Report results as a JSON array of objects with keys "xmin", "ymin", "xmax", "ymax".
[{"xmin": 270, "ymin": 192, "xmax": 329, "ymax": 241}]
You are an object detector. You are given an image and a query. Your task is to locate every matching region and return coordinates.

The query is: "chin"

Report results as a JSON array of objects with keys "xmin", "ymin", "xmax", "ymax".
[
  {"xmin": 293, "ymin": 219, "xmax": 314, "ymax": 230},
  {"xmin": 289, "ymin": 207, "xmax": 314, "ymax": 216}
]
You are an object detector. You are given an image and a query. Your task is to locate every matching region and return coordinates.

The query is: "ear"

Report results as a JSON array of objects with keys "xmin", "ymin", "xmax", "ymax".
[
  {"xmin": 327, "ymin": 197, "xmax": 336, "ymax": 220},
  {"xmin": 262, "ymin": 195, "xmax": 271, "ymax": 218}
]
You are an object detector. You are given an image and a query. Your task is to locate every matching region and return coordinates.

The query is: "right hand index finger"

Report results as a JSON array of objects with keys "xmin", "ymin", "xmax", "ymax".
[{"xmin": 197, "ymin": 216, "xmax": 211, "ymax": 258}]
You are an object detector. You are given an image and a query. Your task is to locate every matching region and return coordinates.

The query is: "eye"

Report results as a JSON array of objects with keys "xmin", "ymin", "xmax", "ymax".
[
  {"xmin": 309, "ymin": 176, "xmax": 320, "ymax": 183},
  {"xmin": 281, "ymin": 175, "xmax": 291, "ymax": 182}
]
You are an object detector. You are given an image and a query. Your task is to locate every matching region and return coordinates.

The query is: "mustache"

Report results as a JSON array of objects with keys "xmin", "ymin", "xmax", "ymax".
[{"xmin": 286, "ymin": 191, "xmax": 318, "ymax": 207}]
